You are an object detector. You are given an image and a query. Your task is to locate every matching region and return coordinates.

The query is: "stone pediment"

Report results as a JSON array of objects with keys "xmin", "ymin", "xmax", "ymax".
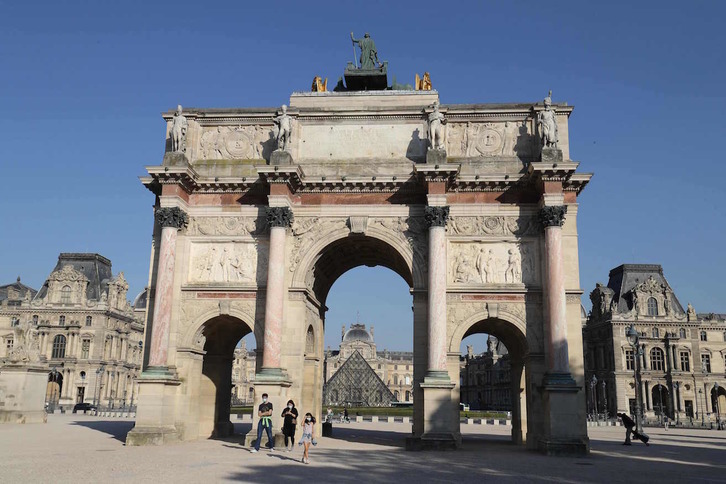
[{"xmin": 48, "ymin": 265, "xmax": 88, "ymax": 283}]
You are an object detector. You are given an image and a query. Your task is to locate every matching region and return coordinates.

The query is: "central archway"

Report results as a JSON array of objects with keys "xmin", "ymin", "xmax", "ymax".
[{"xmin": 292, "ymin": 230, "xmax": 425, "ymax": 436}]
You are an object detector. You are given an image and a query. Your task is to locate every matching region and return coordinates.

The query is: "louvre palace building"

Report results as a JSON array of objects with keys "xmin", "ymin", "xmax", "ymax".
[
  {"xmin": 0, "ymin": 253, "xmax": 146, "ymax": 411},
  {"xmin": 583, "ymin": 264, "xmax": 726, "ymax": 423}
]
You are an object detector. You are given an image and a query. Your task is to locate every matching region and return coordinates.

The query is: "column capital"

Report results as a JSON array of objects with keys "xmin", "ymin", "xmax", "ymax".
[
  {"xmin": 155, "ymin": 207, "xmax": 188, "ymax": 230},
  {"xmin": 266, "ymin": 206, "xmax": 294, "ymax": 228},
  {"xmin": 539, "ymin": 205, "xmax": 567, "ymax": 228},
  {"xmin": 424, "ymin": 206, "xmax": 450, "ymax": 228}
]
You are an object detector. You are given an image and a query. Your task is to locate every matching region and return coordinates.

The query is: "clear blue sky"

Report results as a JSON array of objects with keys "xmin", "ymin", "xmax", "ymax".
[{"xmin": 3, "ymin": 1, "xmax": 725, "ymax": 354}]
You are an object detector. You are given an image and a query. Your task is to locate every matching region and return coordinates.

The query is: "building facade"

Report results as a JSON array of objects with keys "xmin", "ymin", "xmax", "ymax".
[
  {"xmin": 323, "ymin": 324, "xmax": 414, "ymax": 405},
  {"xmin": 0, "ymin": 253, "xmax": 146, "ymax": 411},
  {"xmin": 460, "ymin": 336, "xmax": 512, "ymax": 411},
  {"xmin": 583, "ymin": 264, "xmax": 726, "ymax": 423},
  {"xmin": 231, "ymin": 340, "xmax": 257, "ymax": 405}
]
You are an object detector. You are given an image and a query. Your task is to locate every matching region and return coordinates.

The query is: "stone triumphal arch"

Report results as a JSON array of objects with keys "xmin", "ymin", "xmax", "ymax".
[{"xmin": 126, "ymin": 84, "xmax": 592, "ymax": 455}]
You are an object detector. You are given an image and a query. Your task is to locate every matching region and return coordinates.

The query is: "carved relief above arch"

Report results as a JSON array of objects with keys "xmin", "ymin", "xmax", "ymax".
[
  {"xmin": 179, "ymin": 300, "xmax": 258, "ymax": 352},
  {"xmin": 448, "ymin": 305, "xmax": 528, "ymax": 357},
  {"xmin": 289, "ymin": 217, "xmax": 424, "ymax": 302}
]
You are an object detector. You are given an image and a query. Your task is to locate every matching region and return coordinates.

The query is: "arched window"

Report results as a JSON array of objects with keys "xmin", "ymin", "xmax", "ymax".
[
  {"xmin": 10, "ymin": 317, "xmax": 19, "ymax": 327},
  {"xmin": 652, "ymin": 327, "xmax": 659, "ymax": 338},
  {"xmin": 647, "ymin": 297, "xmax": 658, "ymax": 316},
  {"xmin": 51, "ymin": 335, "xmax": 66, "ymax": 359},
  {"xmin": 679, "ymin": 328, "xmax": 687, "ymax": 339},
  {"xmin": 723, "ymin": 331, "xmax": 726, "ymax": 342},
  {"xmin": 700, "ymin": 331, "xmax": 708, "ymax": 342},
  {"xmin": 405, "ymin": 375, "xmax": 411, "ymax": 385},
  {"xmin": 61, "ymin": 285, "xmax": 72, "ymax": 304},
  {"xmin": 59, "ymin": 315, "xmax": 65, "ymax": 326},
  {"xmin": 650, "ymin": 348, "xmax": 665, "ymax": 371},
  {"xmin": 86, "ymin": 316, "xmax": 92, "ymax": 326},
  {"xmin": 405, "ymin": 390, "xmax": 411, "ymax": 401},
  {"xmin": 394, "ymin": 390, "xmax": 400, "ymax": 401}
]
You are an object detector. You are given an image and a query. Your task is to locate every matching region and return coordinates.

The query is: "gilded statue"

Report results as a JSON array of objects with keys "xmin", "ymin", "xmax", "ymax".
[
  {"xmin": 415, "ymin": 72, "xmax": 432, "ymax": 91},
  {"xmin": 312, "ymin": 76, "xmax": 328, "ymax": 92}
]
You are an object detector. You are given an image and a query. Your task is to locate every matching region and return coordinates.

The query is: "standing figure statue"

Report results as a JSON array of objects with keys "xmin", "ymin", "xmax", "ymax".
[
  {"xmin": 350, "ymin": 32, "xmax": 380, "ymax": 70},
  {"xmin": 273, "ymin": 104, "xmax": 292, "ymax": 151},
  {"xmin": 537, "ymin": 90, "xmax": 558, "ymax": 149},
  {"xmin": 170, "ymin": 104, "xmax": 188, "ymax": 153},
  {"xmin": 427, "ymin": 101, "xmax": 446, "ymax": 150}
]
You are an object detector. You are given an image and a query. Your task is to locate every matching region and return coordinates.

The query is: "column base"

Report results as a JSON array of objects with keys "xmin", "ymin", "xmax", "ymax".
[
  {"xmin": 125, "ymin": 372, "xmax": 181, "ymax": 446},
  {"xmin": 126, "ymin": 426, "xmax": 180, "ymax": 446},
  {"xmin": 0, "ymin": 364, "xmax": 48, "ymax": 424},
  {"xmin": 537, "ymin": 438, "xmax": 589, "ymax": 456},
  {"xmin": 244, "ymin": 373, "xmax": 291, "ymax": 449},
  {"xmin": 414, "ymin": 378, "xmax": 460, "ymax": 451},
  {"xmin": 540, "ymin": 372, "xmax": 589, "ymax": 456}
]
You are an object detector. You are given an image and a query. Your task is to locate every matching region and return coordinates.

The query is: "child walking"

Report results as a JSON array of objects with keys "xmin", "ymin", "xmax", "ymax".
[{"xmin": 298, "ymin": 412, "xmax": 316, "ymax": 464}]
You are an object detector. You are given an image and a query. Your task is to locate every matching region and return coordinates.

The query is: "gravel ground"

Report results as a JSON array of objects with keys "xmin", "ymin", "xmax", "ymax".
[{"xmin": 0, "ymin": 415, "xmax": 724, "ymax": 483}]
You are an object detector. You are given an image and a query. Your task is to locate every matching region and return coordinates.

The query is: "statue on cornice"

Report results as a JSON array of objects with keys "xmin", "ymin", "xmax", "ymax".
[
  {"xmin": 427, "ymin": 101, "xmax": 446, "ymax": 150},
  {"xmin": 170, "ymin": 105, "xmax": 188, "ymax": 153},
  {"xmin": 687, "ymin": 302, "xmax": 696, "ymax": 321},
  {"xmin": 350, "ymin": 32, "xmax": 380, "ymax": 70},
  {"xmin": 537, "ymin": 90, "xmax": 558, "ymax": 149},
  {"xmin": 273, "ymin": 104, "xmax": 292, "ymax": 152}
]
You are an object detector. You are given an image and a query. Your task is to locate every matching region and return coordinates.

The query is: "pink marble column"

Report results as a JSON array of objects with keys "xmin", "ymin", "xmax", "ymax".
[
  {"xmin": 261, "ymin": 207, "xmax": 293, "ymax": 374},
  {"xmin": 540, "ymin": 205, "xmax": 573, "ymax": 379},
  {"xmin": 425, "ymin": 206, "xmax": 450, "ymax": 379},
  {"xmin": 148, "ymin": 207, "xmax": 187, "ymax": 369}
]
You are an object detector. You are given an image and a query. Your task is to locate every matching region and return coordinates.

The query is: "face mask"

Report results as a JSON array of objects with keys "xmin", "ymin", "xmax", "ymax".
[
  {"xmin": 262, "ymin": 398, "xmax": 267, "ymax": 403},
  {"xmin": 287, "ymin": 405, "xmax": 293, "ymax": 409},
  {"xmin": 306, "ymin": 417, "xmax": 311, "ymax": 422}
]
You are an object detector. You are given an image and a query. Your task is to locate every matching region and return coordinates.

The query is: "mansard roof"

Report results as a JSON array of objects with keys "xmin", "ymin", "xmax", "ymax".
[
  {"xmin": 0, "ymin": 277, "xmax": 37, "ymax": 302},
  {"xmin": 35, "ymin": 253, "xmax": 113, "ymax": 302},
  {"xmin": 607, "ymin": 264, "xmax": 685, "ymax": 315}
]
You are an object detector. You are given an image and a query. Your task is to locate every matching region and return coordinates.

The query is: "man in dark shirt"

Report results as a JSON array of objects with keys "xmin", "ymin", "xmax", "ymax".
[
  {"xmin": 617, "ymin": 412, "xmax": 635, "ymax": 445},
  {"xmin": 251, "ymin": 393, "xmax": 274, "ymax": 452}
]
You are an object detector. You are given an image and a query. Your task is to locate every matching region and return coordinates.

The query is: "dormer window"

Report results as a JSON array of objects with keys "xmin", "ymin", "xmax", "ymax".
[
  {"xmin": 61, "ymin": 285, "xmax": 72, "ymax": 304},
  {"xmin": 647, "ymin": 297, "xmax": 658, "ymax": 316},
  {"xmin": 59, "ymin": 315, "xmax": 65, "ymax": 326}
]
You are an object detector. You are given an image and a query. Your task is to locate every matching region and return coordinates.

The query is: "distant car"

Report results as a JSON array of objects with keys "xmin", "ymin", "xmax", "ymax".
[
  {"xmin": 72, "ymin": 403, "xmax": 97, "ymax": 414},
  {"xmin": 459, "ymin": 403, "xmax": 470, "ymax": 411}
]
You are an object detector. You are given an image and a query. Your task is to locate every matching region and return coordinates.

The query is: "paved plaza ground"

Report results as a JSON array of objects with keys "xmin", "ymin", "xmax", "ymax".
[{"xmin": 0, "ymin": 415, "xmax": 724, "ymax": 483}]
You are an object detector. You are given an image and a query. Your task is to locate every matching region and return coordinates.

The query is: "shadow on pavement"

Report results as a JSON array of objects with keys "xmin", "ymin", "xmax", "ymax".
[{"xmin": 71, "ymin": 420, "xmax": 134, "ymax": 443}]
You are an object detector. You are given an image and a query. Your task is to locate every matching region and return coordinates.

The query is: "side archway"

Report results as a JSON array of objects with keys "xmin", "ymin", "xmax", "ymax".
[{"xmin": 450, "ymin": 311, "xmax": 529, "ymax": 445}]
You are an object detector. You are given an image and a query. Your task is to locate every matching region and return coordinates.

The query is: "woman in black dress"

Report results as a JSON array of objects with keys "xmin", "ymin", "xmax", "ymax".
[{"xmin": 281, "ymin": 399, "xmax": 299, "ymax": 451}]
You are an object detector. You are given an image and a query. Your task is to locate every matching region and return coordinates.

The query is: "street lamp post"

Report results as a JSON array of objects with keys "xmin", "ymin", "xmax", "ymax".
[
  {"xmin": 95, "ymin": 365, "xmax": 105, "ymax": 411},
  {"xmin": 673, "ymin": 381, "xmax": 680, "ymax": 426},
  {"xmin": 699, "ymin": 389, "xmax": 705, "ymax": 426},
  {"xmin": 715, "ymin": 382, "xmax": 721, "ymax": 430},
  {"xmin": 601, "ymin": 380, "xmax": 608, "ymax": 420},
  {"xmin": 590, "ymin": 375, "xmax": 599, "ymax": 421},
  {"xmin": 658, "ymin": 384, "xmax": 664, "ymax": 425},
  {"xmin": 626, "ymin": 324, "xmax": 644, "ymax": 434}
]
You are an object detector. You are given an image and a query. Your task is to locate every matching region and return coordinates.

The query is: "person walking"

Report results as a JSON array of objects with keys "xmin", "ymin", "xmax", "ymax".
[
  {"xmin": 617, "ymin": 412, "xmax": 649, "ymax": 446},
  {"xmin": 281, "ymin": 400, "xmax": 299, "ymax": 451},
  {"xmin": 298, "ymin": 412, "xmax": 316, "ymax": 464},
  {"xmin": 250, "ymin": 393, "xmax": 274, "ymax": 453}
]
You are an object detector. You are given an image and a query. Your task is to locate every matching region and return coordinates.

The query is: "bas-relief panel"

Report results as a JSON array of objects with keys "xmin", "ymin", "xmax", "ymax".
[
  {"xmin": 445, "ymin": 121, "xmax": 535, "ymax": 159},
  {"xmin": 449, "ymin": 242, "xmax": 538, "ymax": 285},
  {"xmin": 197, "ymin": 126, "xmax": 276, "ymax": 160},
  {"xmin": 187, "ymin": 242, "xmax": 267, "ymax": 285}
]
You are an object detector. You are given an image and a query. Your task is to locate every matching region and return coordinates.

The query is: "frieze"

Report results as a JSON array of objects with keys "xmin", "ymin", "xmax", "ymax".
[
  {"xmin": 198, "ymin": 125, "xmax": 274, "ymax": 160},
  {"xmin": 449, "ymin": 242, "xmax": 538, "ymax": 285},
  {"xmin": 186, "ymin": 216, "xmax": 266, "ymax": 236},
  {"xmin": 448, "ymin": 215, "xmax": 538, "ymax": 237},
  {"xmin": 445, "ymin": 121, "xmax": 534, "ymax": 159}
]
